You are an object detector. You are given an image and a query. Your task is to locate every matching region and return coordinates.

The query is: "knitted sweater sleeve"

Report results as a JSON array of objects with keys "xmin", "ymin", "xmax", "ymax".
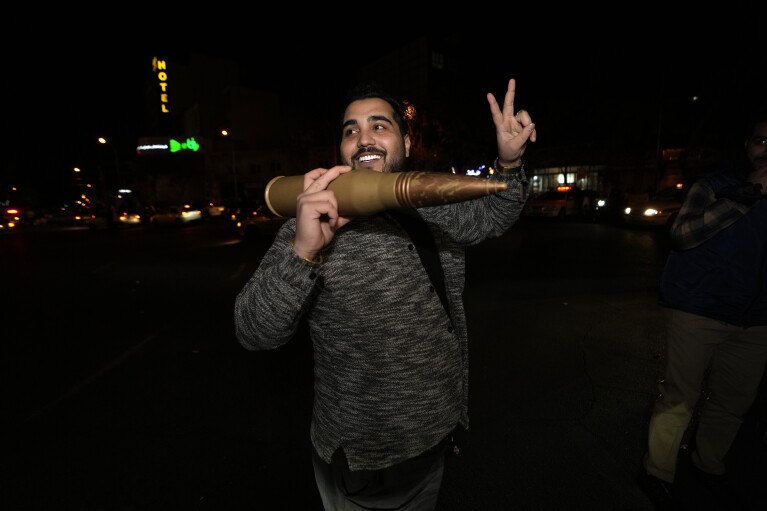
[
  {"xmin": 422, "ymin": 171, "xmax": 529, "ymax": 244},
  {"xmin": 234, "ymin": 219, "xmax": 321, "ymax": 351}
]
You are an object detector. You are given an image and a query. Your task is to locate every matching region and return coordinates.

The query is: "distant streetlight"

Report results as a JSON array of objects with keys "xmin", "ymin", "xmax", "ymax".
[
  {"xmin": 221, "ymin": 129, "xmax": 238, "ymax": 202},
  {"xmin": 98, "ymin": 137, "xmax": 122, "ymax": 190},
  {"xmin": 73, "ymin": 166, "xmax": 83, "ymax": 188},
  {"xmin": 73, "ymin": 167, "xmax": 92, "ymax": 188}
]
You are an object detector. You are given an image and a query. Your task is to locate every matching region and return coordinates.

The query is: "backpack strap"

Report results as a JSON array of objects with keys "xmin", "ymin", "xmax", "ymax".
[{"xmin": 388, "ymin": 209, "xmax": 452, "ymax": 323}]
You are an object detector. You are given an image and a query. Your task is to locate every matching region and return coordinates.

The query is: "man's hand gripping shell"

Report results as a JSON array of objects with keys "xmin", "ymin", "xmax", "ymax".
[
  {"xmin": 292, "ymin": 165, "xmax": 353, "ymax": 261},
  {"xmin": 487, "ymin": 78, "xmax": 537, "ymax": 166}
]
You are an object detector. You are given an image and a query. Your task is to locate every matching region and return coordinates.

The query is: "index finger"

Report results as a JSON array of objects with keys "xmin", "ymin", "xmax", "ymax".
[{"xmin": 303, "ymin": 166, "xmax": 351, "ymax": 192}]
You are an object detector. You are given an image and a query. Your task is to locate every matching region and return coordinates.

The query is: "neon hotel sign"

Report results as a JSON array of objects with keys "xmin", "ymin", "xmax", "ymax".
[
  {"xmin": 153, "ymin": 56, "xmax": 171, "ymax": 114},
  {"xmin": 137, "ymin": 57, "xmax": 199, "ymax": 155}
]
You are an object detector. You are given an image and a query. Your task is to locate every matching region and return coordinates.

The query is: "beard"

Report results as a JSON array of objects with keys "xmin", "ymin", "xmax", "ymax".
[{"xmin": 344, "ymin": 146, "xmax": 408, "ymax": 173}]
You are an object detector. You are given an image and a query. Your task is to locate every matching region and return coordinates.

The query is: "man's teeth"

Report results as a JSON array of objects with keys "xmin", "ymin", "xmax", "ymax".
[{"xmin": 358, "ymin": 155, "xmax": 381, "ymax": 162}]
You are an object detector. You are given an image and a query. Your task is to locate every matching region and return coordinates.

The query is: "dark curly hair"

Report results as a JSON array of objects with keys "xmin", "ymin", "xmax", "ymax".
[
  {"xmin": 745, "ymin": 109, "xmax": 767, "ymax": 140},
  {"xmin": 340, "ymin": 81, "xmax": 409, "ymax": 138}
]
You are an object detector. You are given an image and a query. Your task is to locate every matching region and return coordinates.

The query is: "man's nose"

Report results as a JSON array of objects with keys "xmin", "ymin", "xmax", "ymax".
[{"xmin": 358, "ymin": 129, "xmax": 375, "ymax": 147}]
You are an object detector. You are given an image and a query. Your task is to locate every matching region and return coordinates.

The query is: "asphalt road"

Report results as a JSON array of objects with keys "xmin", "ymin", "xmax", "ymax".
[{"xmin": 2, "ymin": 218, "xmax": 765, "ymax": 510}]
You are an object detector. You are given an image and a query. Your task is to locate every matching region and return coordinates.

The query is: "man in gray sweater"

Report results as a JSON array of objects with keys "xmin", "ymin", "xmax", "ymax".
[{"xmin": 234, "ymin": 78, "xmax": 536, "ymax": 510}]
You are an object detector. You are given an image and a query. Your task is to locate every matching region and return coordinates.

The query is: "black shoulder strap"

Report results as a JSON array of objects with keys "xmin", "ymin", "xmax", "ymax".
[{"xmin": 388, "ymin": 209, "xmax": 452, "ymax": 323}]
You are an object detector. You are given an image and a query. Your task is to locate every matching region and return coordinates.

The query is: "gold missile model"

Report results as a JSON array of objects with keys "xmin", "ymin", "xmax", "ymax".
[{"xmin": 264, "ymin": 169, "xmax": 509, "ymax": 217}]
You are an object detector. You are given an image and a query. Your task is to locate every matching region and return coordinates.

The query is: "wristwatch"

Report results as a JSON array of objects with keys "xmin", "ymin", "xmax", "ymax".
[{"xmin": 494, "ymin": 157, "xmax": 525, "ymax": 179}]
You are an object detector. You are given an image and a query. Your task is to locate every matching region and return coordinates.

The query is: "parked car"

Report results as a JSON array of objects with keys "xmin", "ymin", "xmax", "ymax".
[
  {"xmin": 230, "ymin": 200, "xmax": 285, "ymax": 239},
  {"xmin": 590, "ymin": 188, "xmax": 629, "ymax": 224},
  {"xmin": 117, "ymin": 210, "xmax": 143, "ymax": 227},
  {"xmin": 523, "ymin": 185, "xmax": 587, "ymax": 219},
  {"xmin": 1, "ymin": 205, "xmax": 23, "ymax": 231},
  {"xmin": 148, "ymin": 204, "xmax": 203, "ymax": 226},
  {"xmin": 203, "ymin": 202, "xmax": 227, "ymax": 218},
  {"xmin": 39, "ymin": 205, "xmax": 98, "ymax": 228},
  {"xmin": 623, "ymin": 186, "xmax": 684, "ymax": 228}
]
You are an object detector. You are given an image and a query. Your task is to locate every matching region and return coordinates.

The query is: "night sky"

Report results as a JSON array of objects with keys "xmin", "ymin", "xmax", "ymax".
[{"xmin": 4, "ymin": 12, "xmax": 764, "ymax": 206}]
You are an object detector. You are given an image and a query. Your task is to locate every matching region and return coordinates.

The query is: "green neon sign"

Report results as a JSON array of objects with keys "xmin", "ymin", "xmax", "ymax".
[{"xmin": 169, "ymin": 137, "xmax": 200, "ymax": 153}]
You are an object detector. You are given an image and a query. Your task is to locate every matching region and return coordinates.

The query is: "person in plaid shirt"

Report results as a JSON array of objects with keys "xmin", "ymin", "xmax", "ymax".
[{"xmin": 641, "ymin": 111, "xmax": 767, "ymax": 508}]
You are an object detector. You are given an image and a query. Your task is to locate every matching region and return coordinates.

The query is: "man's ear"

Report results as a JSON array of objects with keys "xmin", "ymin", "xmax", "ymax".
[{"xmin": 404, "ymin": 134, "xmax": 411, "ymax": 158}]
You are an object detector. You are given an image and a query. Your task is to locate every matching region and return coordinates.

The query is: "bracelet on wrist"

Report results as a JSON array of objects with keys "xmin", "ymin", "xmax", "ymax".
[
  {"xmin": 291, "ymin": 238, "xmax": 324, "ymax": 266},
  {"xmin": 494, "ymin": 157, "xmax": 524, "ymax": 175}
]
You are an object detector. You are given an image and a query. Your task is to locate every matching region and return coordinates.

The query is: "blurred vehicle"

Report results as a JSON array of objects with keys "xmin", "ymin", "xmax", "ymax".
[
  {"xmin": 591, "ymin": 188, "xmax": 628, "ymax": 224},
  {"xmin": 623, "ymin": 185, "xmax": 684, "ymax": 228},
  {"xmin": 117, "ymin": 210, "xmax": 143, "ymax": 227},
  {"xmin": 581, "ymin": 192, "xmax": 624, "ymax": 224},
  {"xmin": 230, "ymin": 200, "xmax": 286, "ymax": 238},
  {"xmin": 80, "ymin": 204, "xmax": 117, "ymax": 230},
  {"xmin": 523, "ymin": 185, "xmax": 587, "ymax": 219},
  {"xmin": 148, "ymin": 204, "xmax": 203, "ymax": 226},
  {"xmin": 39, "ymin": 205, "xmax": 98, "ymax": 228},
  {"xmin": 590, "ymin": 195, "xmax": 611, "ymax": 221},
  {"xmin": 1, "ymin": 205, "xmax": 23, "ymax": 231},
  {"xmin": 203, "ymin": 202, "xmax": 227, "ymax": 218}
]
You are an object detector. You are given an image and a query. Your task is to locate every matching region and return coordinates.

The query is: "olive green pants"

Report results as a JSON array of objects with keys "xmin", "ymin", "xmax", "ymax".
[{"xmin": 644, "ymin": 309, "xmax": 767, "ymax": 482}]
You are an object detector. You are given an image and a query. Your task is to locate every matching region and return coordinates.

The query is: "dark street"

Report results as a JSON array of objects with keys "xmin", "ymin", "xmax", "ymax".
[{"xmin": 2, "ymin": 218, "xmax": 765, "ymax": 510}]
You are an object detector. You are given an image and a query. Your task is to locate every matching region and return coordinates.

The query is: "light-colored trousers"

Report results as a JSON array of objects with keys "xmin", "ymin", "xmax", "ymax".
[{"xmin": 644, "ymin": 308, "xmax": 767, "ymax": 482}]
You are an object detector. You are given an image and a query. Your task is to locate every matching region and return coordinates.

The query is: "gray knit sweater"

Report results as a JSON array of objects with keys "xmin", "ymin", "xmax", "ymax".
[{"xmin": 234, "ymin": 171, "xmax": 528, "ymax": 471}]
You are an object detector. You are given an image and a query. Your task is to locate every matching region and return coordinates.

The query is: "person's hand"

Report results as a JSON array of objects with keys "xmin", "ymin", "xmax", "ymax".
[
  {"xmin": 292, "ymin": 165, "xmax": 353, "ymax": 260},
  {"xmin": 487, "ymin": 78, "xmax": 537, "ymax": 167}
]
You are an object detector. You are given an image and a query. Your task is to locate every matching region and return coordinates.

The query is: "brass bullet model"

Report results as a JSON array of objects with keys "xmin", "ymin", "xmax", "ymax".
[{"xmin": 264, "ymin": 169, "xmax": 509, "ymax": 217}]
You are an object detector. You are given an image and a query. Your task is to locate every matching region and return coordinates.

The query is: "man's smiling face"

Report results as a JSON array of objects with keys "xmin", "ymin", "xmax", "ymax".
[{"xmin": 340, "ymin": 97, "xmax": 410, "ymax": 173}]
